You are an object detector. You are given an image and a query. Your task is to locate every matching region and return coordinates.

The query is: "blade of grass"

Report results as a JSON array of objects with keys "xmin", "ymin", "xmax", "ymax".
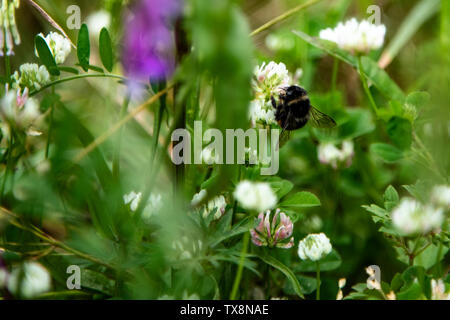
[
  {"xmin": 0, "ymin": 206, "xmax": 113, "ymax": 269},
  {"xmin": 73, "ymin": 84, "xmax": 174, "ymax": 164},
  {"xmin": 378, "ymin": 0, "xmax": 440, "ymax": 69},
  {"xmin": 250, "ymin": 0, "xmax": 323, "ymax": 37},
  {"xmin": 25, "ymin": 0, "xmax": 76, "ymax": 48}
]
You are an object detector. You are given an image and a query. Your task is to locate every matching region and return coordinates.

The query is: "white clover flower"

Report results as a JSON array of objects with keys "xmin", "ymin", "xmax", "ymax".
[
  {"xmin": 86, "ymin": 10, "xmax": 111, "ymax": 37},
  {"xmin": 201, "ymin": 146, "xmax": 221, "ymax": 165},
  {"xmin": 191, "ymin": 189, "xmax": 226, "ymax": 220},
  {"xmin": 431, "ymin": 279, "xmax": 450, "ymax": 300},
  {"xmin": 319, "ymin": 18, "xmax": 386, "ymax": 54},
  {"xmin": 36, "ymin": 32, "xmax": 71, "ymax": 64},
  {"xmin": 141, "ymin": 193, "xmax": 163, "ymax": 223},
  {"xmin": 297, "ymin": 233, "xmax": 332, "ymax": 261},
  {"xmin": 205, "ymin": 195, "xmax": 227, "ymax": 220},
  {"xmin": 318, "ymin": 140, "xmax": 354, "ymax": 169},
  {"xmin": 431, "ymin": 185, "xmax": 450, "ymax": 210},
  {"xmin": 252, "ymin": 61, "xmax": 290, "ymax": 99},
  {"xmin": 0, "ymin": 89, "xmax": 42, "ymax": 137},
  {"xmin": 123, "ymin": 191, "xmax": 142, "ymax": 212},
  {"xmin": 7, "ymin": 262, "xmax": 51, "ymax": 298},
  {"xmin": 191, "ymin": 189, "xmax": 207, "ymax": 207},
  {"xmin": 13, "ymin": 63, "xmax": 50, "ymax": 91},
  {"xmin": 249, "ymin": 99, "xmax": 276, "ymax": 127},
  {"xmin": 391, "ymin": 198, "xmax": 444, "ymax": 236},
  {"xmin": 233, "ymin": 180, "xmax": 277, "ymax": 212}
]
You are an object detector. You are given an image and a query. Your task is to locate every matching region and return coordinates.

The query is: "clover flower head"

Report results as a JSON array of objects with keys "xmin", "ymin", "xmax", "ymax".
[
  {"xmin": 7, "ymin": 262, "xmax": 51, "ymax": 298},
  {"xmin": 206, "ymin": 195, "xmax": 227, "ymax": 220},
  {"xmin": 297, "ymin": 233, "xmax": 332, "ymax": 261},
  {"xmin": 191, "ymin": 189, "xmax": 227, "ymax": 220},
  {"xmin": 233, "ymin": 180, "xmax": 277, "ymax": 212},
  {"xmin": 252, "ymin": 61, "xmax": 290, "ymax": 100},
  {"xmin": 249, "ymin": 99, "xmax": 276, "ymax": 127},
  {"xmin": 318, "ymin": 140, "xmax": 354, "ymax": 169},
  {"xmin": 250, "ymin": 209, "xmax": 294, "ymax": 248},
  {"xmin": 36, "ymin": 32, "xmax": 72, "ymax": 64},
  {"xmin": 123, "ymin": 191, "xmax": 142, "ymax": 212},
  {"xmin": 141, "ymin": 193, "xmax": 163, "ymax": 223},
  {"xmin": 0, "ymin": 88, "xmax": 42, "ymax": 137},
  {"xmin": 391, "ymin": 198, "xmax": 444, "ymax": 236},
  {"xmin": 86, "ymin": 10, "xmax": 111, "ymax": 37},
  {"xmin": 431, "ymin": 185, "xmax": 450, "ymax": 210},
  {"xmin": 12, "ymin": 63, "xmax": 50, "ymax": 92},
  {"xmin": 431, "ymin": 279, "xmax": 450, "ymax": 300},
  {"xmin": 319, "ymin": 18, "xmax": 386, "ymax": 54}
]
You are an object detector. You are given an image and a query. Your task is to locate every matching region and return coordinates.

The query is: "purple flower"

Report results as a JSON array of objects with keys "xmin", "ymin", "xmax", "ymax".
[
  {"xmin": 122, "ymin": 0, "xmax": 181, "ymax": 84},
  {"xmin": 250, "ymin": 209, "xmax": 294, "ymax": 249}
]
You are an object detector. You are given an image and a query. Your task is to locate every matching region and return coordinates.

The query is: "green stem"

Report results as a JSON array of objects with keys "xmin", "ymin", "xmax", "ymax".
[
  {"xmin": 45, "ymin": 87, "xmax": 56, "ymax": 159},
  {"xmin": 357, "ymin": 55, "xmax": 379, "ymax": 117},
  {"xmin": 435, "ymin": 241, "xmax": 443, "ymax": 277},
  {"xmin": 230, "ymin": 232, "xmax": 250, "ymax": 300},
  {"xmin": 331, "ymin": 57, "xmax": 339, "ymax": 92},
  {"xmin": 1, "ymin": 134, "xmax": 14, "ymax": 200},
  {"xmin": 29, "ymin": 73, "xmax": 134, "ymax": 97},
  {"xmin": 4, "ymin": 54, "xmax": 11, "ymax": 84},
  {"xmin": 151, "ymin": 83, "xmax": 166, "ymax": 165},
  {"xmin": 316, "ymin": 261, "xmax": 321, "ymax": 300}
]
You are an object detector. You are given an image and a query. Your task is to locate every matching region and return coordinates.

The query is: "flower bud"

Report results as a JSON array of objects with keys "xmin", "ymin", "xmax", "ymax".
[{"xmin": 250, "ymin": 209, "xmax": 294, "ymax": 248}]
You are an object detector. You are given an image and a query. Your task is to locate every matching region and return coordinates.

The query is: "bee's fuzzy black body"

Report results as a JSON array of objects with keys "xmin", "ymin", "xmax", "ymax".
[{"xmin": 271, "ymin": 85, "xmax": 311, "ymax": 130}]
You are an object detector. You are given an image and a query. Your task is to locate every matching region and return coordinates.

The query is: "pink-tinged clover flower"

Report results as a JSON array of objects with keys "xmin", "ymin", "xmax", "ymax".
[
  {"xmin": 122, "ymin": 0, "xmax": 182, "ymax": 86},
  {"xmin": 250, "ymin": 209, "xmax": 294, "ymax": 249}
]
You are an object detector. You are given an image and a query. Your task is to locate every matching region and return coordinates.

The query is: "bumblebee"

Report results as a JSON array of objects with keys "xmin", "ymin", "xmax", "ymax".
[{"xmin": 271, "ymin": 85, "xmax": 336, "ymax": 147}]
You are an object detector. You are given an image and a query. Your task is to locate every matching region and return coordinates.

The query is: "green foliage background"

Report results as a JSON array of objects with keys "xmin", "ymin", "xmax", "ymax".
[{"xmin": 0, "ymin": 0, "xmax": 448, "ymax": 300}]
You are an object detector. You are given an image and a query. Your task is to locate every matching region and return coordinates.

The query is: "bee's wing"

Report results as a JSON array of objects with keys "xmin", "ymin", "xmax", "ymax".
[
  {"xmin": 309, "ymin": 106, "xmax": 337, "ymax": 128},
  {"xmin": 276, "ymin": 129, "xmax": 291, "ymax": 150}
]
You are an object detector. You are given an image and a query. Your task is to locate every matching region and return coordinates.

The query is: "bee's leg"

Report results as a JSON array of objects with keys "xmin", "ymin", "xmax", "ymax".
[{"xmin": 271, "ymin": 96, "xmax": 277, "ymax": 109}]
